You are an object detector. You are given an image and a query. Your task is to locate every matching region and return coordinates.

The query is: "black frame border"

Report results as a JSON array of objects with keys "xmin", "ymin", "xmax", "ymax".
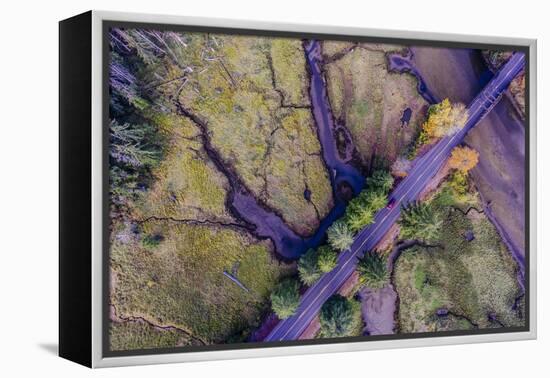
[
  {"xmin": 59, "ymin": 11, "xmax": 93, "ymax": 367},
  {"xmin": 101, "ymin": 19, "xmax": 531, "ymax": 359}
]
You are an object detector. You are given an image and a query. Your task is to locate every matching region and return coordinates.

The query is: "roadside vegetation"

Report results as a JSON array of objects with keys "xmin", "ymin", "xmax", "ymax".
[
  {"xmin": 357, "ymin": 250, "xmax": 390, "ymax": 289},
  {"xmin": 421, "ymin": 99, "xmax": 468, "ymax": 138},
  {"xmin": 289, "ymin": 168, "xmax": 395, "ymax": 337},
  {"xmin": 327, "ymin": 220, "xmax": 354, "ymax": 252},
  {"xmin": 297, "ymin": 244, "xmax": 338, "ymax": 286},
  {"xmin": 326, "ymin": 170, "xmax": 394, "ymax": 249},
  {"xmin": 399, "ymin": 201, "xmax": 443, "ymax": 243},
  {"xmin": 282, "ymin": 168, "xmax": 395, "ymax": 330},
  {"xmin": 410, "ymin": 99, "xmax": 468, "ymax": 158},
  {"xmin": 448, "ymin": 146, "xmax": 480, "ymax": 173},
  {"xmin": 270, "ymin": 278, "xmax": 301, "ymax": 319},
  {"xmin": 298, "ymin": 248, "xmax": 323, "ymax": 286},
  {"xmin": 292, "ymin": 168, "xmax": 394, "ymax": 291},
  {"xmin": 317, "ymin": 245, "xmax": 338, "ymax": 273},
  {"xmin": 291, "ymin": 169, "xmax": 394, "ymax": 308},
  {"xmin": 342, "ymin": 170, "xmax": 393, "ymax": 233},
  {"xmin": 318, "ymin": 294, "xmax": 363, "ymax": 338},
  {"xmin": 447, "ymin": 171, "xmax": 469, "ymax": 198}
]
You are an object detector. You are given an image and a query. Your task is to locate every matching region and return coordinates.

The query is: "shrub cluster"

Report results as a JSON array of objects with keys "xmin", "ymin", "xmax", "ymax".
[
  {"xmin": 270, "ymin": 278, "xmax": 301, "ymax": 319},
  {"xmin": 319, "ymin": 294, "xmax": 361, "ymax": 338},
  {"xmin": 297, "ymin": 245, "xmax": 338, "ymax": 286},
  {"xmin": 357, "ymin": 250, "xmax": 390, "ymax": 289},
  {"xmin": 398, "ymin": 201, "xmax": 443, "ymax": 243},
  {"xmin": 327, "ymin": 170, "xmax": 394, "ymax": 252}
]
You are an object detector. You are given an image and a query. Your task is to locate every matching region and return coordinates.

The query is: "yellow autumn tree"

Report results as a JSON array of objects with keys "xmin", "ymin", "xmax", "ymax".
[
  {"xmin": 449, "ymin": 146, "xmax": 479, "ymax": 173},
  {"xmin": 421, "ymin": 99, "xmax": 469, "ymax": 139}
]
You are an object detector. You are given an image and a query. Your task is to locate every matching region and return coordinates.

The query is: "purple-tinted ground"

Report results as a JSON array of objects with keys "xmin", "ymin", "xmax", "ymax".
[
  {"xmin": 359, "ymin": 285, "xmax": 397, "ymax": 335},
  {"xmin": 409, "ymin": 47, "xmax": 526, "ymax": 273}
]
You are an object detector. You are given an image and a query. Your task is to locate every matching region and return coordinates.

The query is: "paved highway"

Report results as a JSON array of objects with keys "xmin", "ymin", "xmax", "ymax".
[{"xmin": 264, "ymin": 50, "xmax": 525, "ymax": 342}]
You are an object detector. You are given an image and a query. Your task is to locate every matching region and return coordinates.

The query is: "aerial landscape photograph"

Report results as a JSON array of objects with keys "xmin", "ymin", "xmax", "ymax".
[{"xmin": 106, "ymin": 25, "xmax": 527, "ymax": 353}]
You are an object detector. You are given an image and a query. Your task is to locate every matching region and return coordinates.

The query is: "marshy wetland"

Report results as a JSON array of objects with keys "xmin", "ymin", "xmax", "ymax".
[{"xmin": 107, "ymin": 28, "xmax": 526, "ymax": 351}]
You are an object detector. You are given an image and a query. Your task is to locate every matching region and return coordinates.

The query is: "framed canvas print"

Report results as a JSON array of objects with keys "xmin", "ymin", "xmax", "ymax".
[{"xmin": 59, "ymin": 10, "xmax": 537, "ymax": 368}]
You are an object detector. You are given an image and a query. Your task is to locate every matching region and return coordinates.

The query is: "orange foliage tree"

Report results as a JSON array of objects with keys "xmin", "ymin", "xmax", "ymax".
[{"xmin": 449, "ymin": 146, "xmax": 479, "ymax": 173}]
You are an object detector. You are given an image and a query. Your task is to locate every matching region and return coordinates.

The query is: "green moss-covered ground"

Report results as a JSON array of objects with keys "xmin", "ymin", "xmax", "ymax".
[
  {"xmin": 393, "ymin": 178, "xmax": 524, "ymax": 333},
  {"xmin": 111, "ymin": 220, "xmax": 294, "ymax": 346},
  {"xmin": 177, "ymin": 34, "xmax": 333, "ymax": 235},
  {"xmin": 136, "ymin": 114, "xmax": 233, "ymax": 223},
  {"xmin": 271, "ymin": 38, "xmax": 310, "ymax": 106},
  {"xmin": 109, "ymin": 321, "xmax": 195, "ymax": 351}
]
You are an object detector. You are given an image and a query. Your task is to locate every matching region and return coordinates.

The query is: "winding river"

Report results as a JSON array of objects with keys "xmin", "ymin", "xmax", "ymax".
[
  {"xmin": 387, "ymin": 49, "xmax": 438, "ymax": 104},
  {"xmin": 222, "ymin": 40, "xmax": 366, "ymax": 260}
]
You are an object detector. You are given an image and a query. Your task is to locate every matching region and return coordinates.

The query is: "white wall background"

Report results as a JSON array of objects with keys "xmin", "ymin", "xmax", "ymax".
[{"xmin": 0, "ymin": 0, "xmax": 546, "ymax": 376}]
